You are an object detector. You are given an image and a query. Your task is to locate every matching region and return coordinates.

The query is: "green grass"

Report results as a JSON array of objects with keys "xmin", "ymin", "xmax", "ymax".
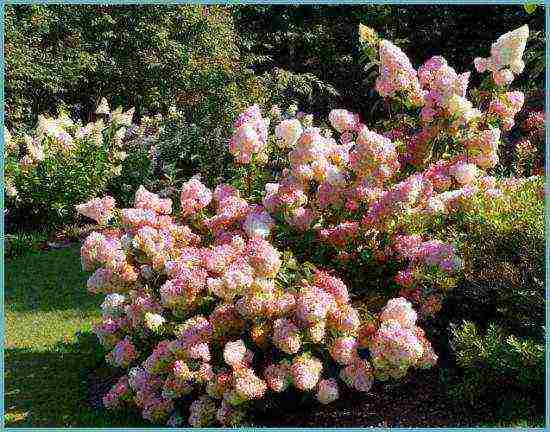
[{"xmin": 4, "ymin": 245, "xmax": 144, "ymax": 427}]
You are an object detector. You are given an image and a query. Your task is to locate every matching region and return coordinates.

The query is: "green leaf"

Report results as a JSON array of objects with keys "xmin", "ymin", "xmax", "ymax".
[{"xmin": 524, "ymin": 3, "xmax": 538, "ymax": 14}]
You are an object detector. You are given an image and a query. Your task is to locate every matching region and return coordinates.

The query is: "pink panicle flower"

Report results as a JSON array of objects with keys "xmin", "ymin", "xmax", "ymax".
[
  {"xmin": 180, "ymin": 176, "xmax": 212, "ymax": 217},
  {"xmin": 449, "ymin": 161, "xmax": 478, "ymax": 186},
  {"xmin": 464, "ymin": 128, "xmax": 500, "ymax": 170},
  {"xmin": 295, "ymin": 283, "xmax": 335, "ymax": 326},
  {"xmin": 350, "ymin": 127, "xmax": 400, "ymax": 182},
  {"xmin": 76, "ymin": 196, "xmax": 116, "ymax": 225},
  {"xmin": 379, "ymin": 297, "xmax": 417, "ymax": 329},
  {"xmin": 204, "ymin": 195, "xmax": 249, "ymax": 233},
  {"xmin": 328, "ymin": 109, "xmax": 360, "ymax": 133},
  {"xmin": 328, "ymin": 303, "xmax": 361, "ymax": 334},
  {"xmin": 223, "ymin": 340, "xmax": 247, "ymax": 368},
  {"xmin": 314, "ymin": 271, "xmax": 349, "ymax": 305},
  {"xmin": 330, "ymin": 336, "xmax": 358, "ymax": 365},
  {"xmin": 488, "ymin": 91, "xmax": 524, "ymax": 131},
  {"xmin": 264, "ymin": 361, "xmax": 292, "ymax": 392},
  {"xmin": 290, "ymin": 354, "xmax": 323, "ymax": 391},
  {"xmin": 135, "ymin": 186, "xmax": 172, "ymax": 214},
  {"xmin": 243, "ymin": 206, "xmax": 275, "ymax": 239},
  {"xmin": 375, "ymin": 40, "xmax": 423, "ymax": 105},
  {"xmin": 423, "ymin": 160, "xmax": 453, "ymax": 191},
  {"xmin": 370, "ymin": 319, "xmax": 424, "ymax": 380},
  {"xmin": 94, "ymin": 315, "xmax": 127, "ymax": 348},
  {"xmin": 492, "ymin": 68, "xmax": 514, "ymax": 86},
  {"xmin": 275, "ymin": 118, "xmax": 303, "ymax": 148},
  {"xmin": 229, "ymin": 105, "xmax": 269, "ymax": 164},
  {"xmin": 245, "ymin": 237, "xmax": 281, "ymax": 277},
  {"xmin": 285, "ymin": 206, "xmax": 315, "ymax": 231},
  {"xmin": 234, "ymin": 367, "xmax": 268, "ymax": 400},
  {"xmin": 175, "ymin": 315, "xmax": 213, "ymax": 347},
  {"xmin": 476, "ymin": 25, "xmax": 529, "ymax": 81},
  {"xmin": 103, "ymin": 375, "xmax": 131, "ymax": 409},
  {"xmin": 418, "ymin": 56, "xmax": 475, "ymax": 122},
  {"xmin": 81, "ymin": 231, "xmax": 124, "ymax": 272},
  {"xmin": 273, "ymin": 318, "xmax": 302, "ymax": 354},
  {"xmin": 339, "ymin": 358, "xmax": 373, "ymax": 392},
  {"xmin": 106, "ymin": 337, "xmax": 138, "ymax": 368},
  {"xmin": 212, "ymin": 184, "xmax": 239, "ymax": 205}
]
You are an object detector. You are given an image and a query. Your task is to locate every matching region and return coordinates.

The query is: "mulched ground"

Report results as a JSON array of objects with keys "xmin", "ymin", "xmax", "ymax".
[
  {"xmin": 87, "ymin": 365, "xmax": 507, "ymax": 427},
  {"xmin": 251, "ymin": 368, "xmax": 488, "ymax": 427}
]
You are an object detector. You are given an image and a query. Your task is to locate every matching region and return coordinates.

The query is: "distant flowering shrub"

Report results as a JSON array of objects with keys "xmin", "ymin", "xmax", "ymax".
[
  {"xmin": 4, "ymin": 99, "xmax": 160, "ymax": 226},
  {"xmin": 78, "ymin": 23, "xmax": 541, "ymax": 427}
]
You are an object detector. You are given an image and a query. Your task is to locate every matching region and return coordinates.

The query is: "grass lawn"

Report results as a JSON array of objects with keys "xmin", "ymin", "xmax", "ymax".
[{"xmin": 4, "ymin": 245, "xmax": 144, "ymax": 427}]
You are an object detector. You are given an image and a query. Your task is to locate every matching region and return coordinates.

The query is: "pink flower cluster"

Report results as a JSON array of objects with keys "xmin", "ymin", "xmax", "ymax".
[
  {"xmin": 474, "ymin": 25, "xmax": 529, "ymax": 85},
  {"xmin": 487, "ymin": 91, "xmax": 525, "ymax": 131},
  {"xmin": 417, "ymin": 56, "xmax": 476, "ymax": 123},
  {"xmin": 368, "ymin": 298, "xmax": 437, "ymax": 380},
  {"xmin": 375, "ymin": 40, "xmax": 424, "ymax": 105},
  {"xmin": 76, "ymin": 196, "xmax": 117, "ymax": 225},
  {"xmin": 228, "ymin": 105, "xmax": 270, "ymax": 164}
]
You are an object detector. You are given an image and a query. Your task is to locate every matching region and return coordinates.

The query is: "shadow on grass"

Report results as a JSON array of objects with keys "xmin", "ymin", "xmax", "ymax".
[
  {"xmin": 5, "ymin": 245, "xmax": 103, "ymax": 313},
  {"xmin": 4, "ymin": 332, "xmax": 146, "ymax": 428}
]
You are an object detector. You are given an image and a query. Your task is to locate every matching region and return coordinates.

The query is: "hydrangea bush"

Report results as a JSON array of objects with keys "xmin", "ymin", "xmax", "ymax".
[
  {"xmin": 77, "ymin": 24, "xmax": 542, "ymax": 426},
  {"xmin": 78, "ymin": 185, "xmax": 436, "ymax": 426}
]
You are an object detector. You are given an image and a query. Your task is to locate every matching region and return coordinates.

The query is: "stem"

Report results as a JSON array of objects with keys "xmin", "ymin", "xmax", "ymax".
[{"xmin": 246, "ymin": 163, "xmax": 254, "ymax": 198}]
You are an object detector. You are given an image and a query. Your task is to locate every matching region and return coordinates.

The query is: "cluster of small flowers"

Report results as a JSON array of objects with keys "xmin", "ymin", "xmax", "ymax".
[
  {"xmin": 5, "ymin": 99, "xmax": 139, "ymax": 202},
  {"xmin": 392, "ymin": 234, "xmax": 463, "ymax": 295},
  {"xmin": 228, "ymin": 105, "xmax": 270, "ymax": 164},
  {"xmin": 375, "ymin": 40, "xmax": 424, "ymax": 106},
  {"xmin": 487, "ymin": 91, "xmax": 525, "ymax": 131},
  {"xmin": 76, "ymin": 196, "xmax": 117, "ymax": 225},
  {"xmin": 81, "ymin": 180, "xmax": 436, "ymax": 427},
  {"xmin": 508, "ymin": 109, "xmax": 545, "ymax": 176},
  {"xmin": 417, "ymin": 56, "xmax": 477, "ymax": 124},
  {"xmin": 367, "ymin": 298, "xmax": 438, "ymax": 380},
  {"xmin": 474, "ymin": 25, "xmax": 529, "ymax": 85}
]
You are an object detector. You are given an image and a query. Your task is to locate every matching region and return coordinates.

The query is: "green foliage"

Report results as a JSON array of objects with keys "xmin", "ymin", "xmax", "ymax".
[
  {"xmin": 420, "ymin": 177, "xmax": 545, "ymax": 416},
  {"xmin": 5, "ymin": 5, "xmax": 265, "ymax": 131},
  {"xmin": 441, "ymin": 177, "xmax": 545, "ymax": 341},
  {"xmin": 448, "ymin": 321, "xmax": 544, "ymax": 405},
  {"xmin": 259, "ymin": 68, "xmax": 341, "ymax": 116},
  {"xmin": 5, "ymin": 231, "xmax": 49, "ymax": 259},
  {"xmin": 6, "ymin": 112, "xmax": 129, "ymax": 228},
  {"xmin": 154, "ymin": 115, "xmax": 235, "ymax": 189}
]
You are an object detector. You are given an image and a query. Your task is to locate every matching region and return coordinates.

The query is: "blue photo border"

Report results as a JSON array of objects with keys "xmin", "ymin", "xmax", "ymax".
[{"xmin": 0, "ymin": 0, "xmax": 548, "ymax": 430}]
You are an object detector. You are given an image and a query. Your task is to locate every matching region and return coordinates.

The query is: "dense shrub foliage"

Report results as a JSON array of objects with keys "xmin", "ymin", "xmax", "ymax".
[
  {"xmin": 432, "ymin": 176, "xmax": 544, "ymax": 409},
  {"xmin": 449, "ymin": 322, "xmax": 544, "ymax": 407},
  {"xmin": 5, "ymin": 5, "xmax": 267, "ymax": 130},
  {"xmin": 73, "ymin": 22, "xmax": 545, "ymax": 427}
]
